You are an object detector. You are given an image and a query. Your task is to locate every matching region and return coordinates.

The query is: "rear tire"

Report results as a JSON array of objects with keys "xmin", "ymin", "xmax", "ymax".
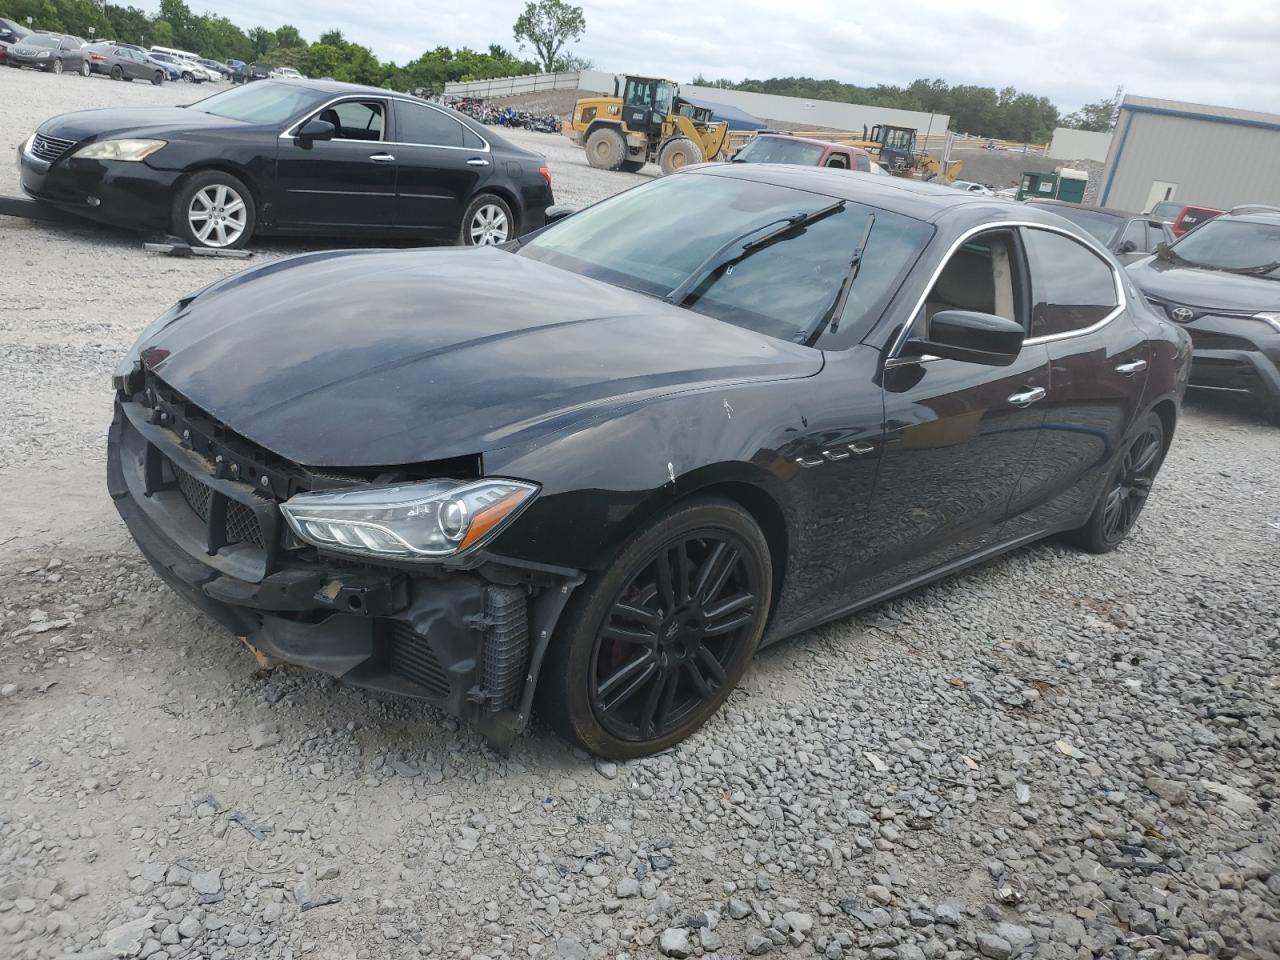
[
  {"xmin": 537, "ymin": 496, "xmax": 772, "ymax": 759},
  {"xmin": 620, "ymin": 158, "xmax": 646, "ymax": 173},
  {"xmin": 659, "ymin": 137, "xmax": 702, "ymax": 175},
  {"xmin": 110, "ymin": 65, "xmax": 123, "ymax": 81},
  {"xmin": 79, "ymin": 60, "xmax": 90, "ymax": 77},
  {"xmin": 1064, "ymin": 410, "xmax": 1165, "ymax": 553},
  {"xmin": 171, "ymin": 171, "xmax": 256, "ymax": 250},
  {"xmin": 585, "ymin": 127, "xmax": 626, "ymax": 171},
  {"xmin": 459, "ymin": 193, "xmax": 514, "ymax": 246}
]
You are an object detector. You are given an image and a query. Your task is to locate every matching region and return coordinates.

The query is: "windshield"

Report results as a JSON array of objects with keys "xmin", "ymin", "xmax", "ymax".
[
  {"xmin": 24, "ymin": 34, "xmax": 59, "ymax": 48},
  {"xmin": 1170, "ymin": 219, "xmax": 1280, "ymax": 277},
  {"xmin": 187, "ymin": 82, "xmax": 318, "ymax": 124},
  {"xmin": 1034, "ymin": 205, "xmax": 1124, "ymax": 246},
  {"xmin": 519, "ymin": 173, "xmax": 933, "ymax": 347},
  {"xmin": 1149, "ymin": 201, "xmax": 1181, "ymax": 220},
  {"xmin": 735, "ymin": 138, "xmax": 825, "ymax": 166}
]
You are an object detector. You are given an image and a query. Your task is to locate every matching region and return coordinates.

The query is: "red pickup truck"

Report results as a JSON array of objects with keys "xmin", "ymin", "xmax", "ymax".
[{"xmin": 732, "ymin": 133, "xmax": 875, "ymax": 173}]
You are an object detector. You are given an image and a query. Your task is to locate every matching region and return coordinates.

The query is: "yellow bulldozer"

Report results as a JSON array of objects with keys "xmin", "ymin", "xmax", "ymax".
[
  {"xmin": 847, "ymin": 124, "xmax": 962, "ymax": 181},
  {"xmin": 564, "ymin": 75, "xmax": 730, "ymax": 175}
]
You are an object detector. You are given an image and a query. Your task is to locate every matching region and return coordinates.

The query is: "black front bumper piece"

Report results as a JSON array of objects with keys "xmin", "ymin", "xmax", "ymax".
[{"xmin": 107, "ymin": 393, "xmax": 578, "ymax": 748}]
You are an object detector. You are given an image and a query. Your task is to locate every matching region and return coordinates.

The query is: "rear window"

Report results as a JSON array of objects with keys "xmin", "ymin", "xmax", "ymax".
[{"xmin": 734, "ymin": 137, "xmax": 825, "ymax": 166}]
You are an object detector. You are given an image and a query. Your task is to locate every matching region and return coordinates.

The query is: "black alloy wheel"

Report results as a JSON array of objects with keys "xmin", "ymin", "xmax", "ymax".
[
  {"xmin": 110, "ymin": 64, "xmax": 123, "ymax": 80},
  {"xmin": 539, "ymin": 497, "xmax": 771, "ymax": 758},
  {"xmin": 1068, "ymin": 410, "xmax": 1165, "ymax": 553}
]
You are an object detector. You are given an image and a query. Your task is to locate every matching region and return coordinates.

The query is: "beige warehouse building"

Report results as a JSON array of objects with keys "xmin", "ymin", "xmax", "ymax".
[{"xmin": 1098, "ymin": 94, "xmax": 1280, "ymax": 211}]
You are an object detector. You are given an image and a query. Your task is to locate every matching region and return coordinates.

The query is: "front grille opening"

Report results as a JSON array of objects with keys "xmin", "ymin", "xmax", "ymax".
[
  {"xmin": 30, "ymin": 133, "xmax": 76, "ymax": 163},
  {"xmin": 388, "ymin": 622, "xmax": 451, "ymax": 699},
  {"xmin": 172, "ymin": 462, "xmax": 267, "ymax": 551}
]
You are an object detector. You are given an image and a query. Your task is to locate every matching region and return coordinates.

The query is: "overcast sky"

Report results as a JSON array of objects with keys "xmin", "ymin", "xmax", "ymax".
[{"xmin": 144, "ymin": 0, "xmax": 1280, "ymax": 114}]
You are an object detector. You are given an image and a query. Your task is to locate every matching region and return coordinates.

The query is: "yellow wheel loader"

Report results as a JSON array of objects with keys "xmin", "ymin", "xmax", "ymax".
[
  {"xmin": 847, "ymin": 124, "xmax": 962, "ymax": 181},
  {"xmin": 565, "ymin": 75, "xmax": 730, "ymax": 175}
]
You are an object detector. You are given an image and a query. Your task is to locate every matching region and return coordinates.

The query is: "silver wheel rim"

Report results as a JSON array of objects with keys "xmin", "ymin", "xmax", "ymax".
[
  {"xmin": 54, "ymin": 59, "xmax": 62, "ymax": 74},
  {"xmin": 188, "ymin": 184, "xmax": 247, "ymax": 248},
  {"xmin": 468, "ymin": 204, "xmax": 509, "ymax": 246}
]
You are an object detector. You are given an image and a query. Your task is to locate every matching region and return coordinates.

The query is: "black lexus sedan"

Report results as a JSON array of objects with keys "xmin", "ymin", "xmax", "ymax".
[
  {"xmin": 17, "ymin": 79, "xmax": 554, "ymax": 248},
  {"xmin": 107, "ymin": 167, "xmax": 1188, "ymax": 757},
  {"xmin": 1127, "ymin": 208, "xmax": 1280, "ymax": 420}
]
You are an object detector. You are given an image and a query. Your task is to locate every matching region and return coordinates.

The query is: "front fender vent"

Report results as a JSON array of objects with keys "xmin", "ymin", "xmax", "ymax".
[{"xmin": 479, "ymin": 586, "xmax": 529, "ymax": 712}]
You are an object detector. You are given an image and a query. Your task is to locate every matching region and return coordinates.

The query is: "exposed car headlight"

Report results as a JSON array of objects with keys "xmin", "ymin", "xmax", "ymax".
[
  {"xmin": 73, "ymin": 139, "xmax": 167, "ymax": 161},
  {"xmin": 281, "ymin": 479, "xmax": 538, "ymax": 560},
  {"xmin": 1253, "ymin": 312, "xmax": 1280, "ymax": 333}
]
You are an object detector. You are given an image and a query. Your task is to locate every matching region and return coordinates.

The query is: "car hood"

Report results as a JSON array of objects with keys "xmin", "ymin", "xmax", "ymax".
[
  {"xmin": 1126, "ymin": 257, "xmax": 1279, "ymax": 312},
  {"xmin": 137, "ymin": 247, "xmax": 823, "ymax": 467},
  {"xmin": 39, "ymin": 106, "xmax": 244, "ymax": 141}
]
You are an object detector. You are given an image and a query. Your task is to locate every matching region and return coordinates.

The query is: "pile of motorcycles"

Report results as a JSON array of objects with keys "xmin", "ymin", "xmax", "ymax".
[{"xmin": 439, "ymin": 97, "xmax": 562, "ymax": 134}]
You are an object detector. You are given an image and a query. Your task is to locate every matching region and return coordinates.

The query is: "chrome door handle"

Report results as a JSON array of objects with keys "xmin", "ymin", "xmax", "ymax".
[
  {"xmin": 848, "ymin": 441, "xmax": 876, "ymax": 455},
  {"xmin": 368, "ymin": 153, "xmax": 395, "ymax": 163},
  {"xmin": 1008, "ymin": 386, "xmax": 1046, "ymax": 407},
  {"xmin": 466, "ymin": 157, "xmax": 490, "ymax": 166},
  {"xmin": 1115, "ymin": 359, "xmax": 1148, "ymax": 376}
]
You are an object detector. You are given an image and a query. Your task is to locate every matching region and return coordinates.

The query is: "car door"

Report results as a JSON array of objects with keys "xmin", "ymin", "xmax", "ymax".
[
  {"xmin": 1003, "ymin": 225, "xmax": 1150, "ymax": 539},
  {"xmin": 273, "ymin": 98, "xmax": 398, "ymax": 231},
  {"xmin": 121, "ymin": 47, "xmax": 146, "ymax": 79},
  {"xmin": 59, "ymin": 36, "xmax": 80, "ymax": 68},
  {"xmin": 846, "ymin": 227, "xmax": 1051, "ymax": 600},
  {"xmin": 389, "ymin": 100, "xmax": 489, "ymax": 235}
]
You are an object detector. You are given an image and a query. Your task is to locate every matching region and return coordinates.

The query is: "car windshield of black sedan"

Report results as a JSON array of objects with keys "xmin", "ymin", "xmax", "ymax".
[
  {"xmin": 518, "ymin": 174, "xmax": 933, "ymax": 346},
  {"xmin": 1170, "ymin": 220, "xmax": 1280, "ymax": 277},
  {"xmin": 22, "ymin": 33, "xmax": 59, "ymax": 48},
  {"xmin": 187, "ymin": 82, "xmax": 318, "ymax": 124},
  {"xmin": 1036, "ymin": 206, "xmax": 1124, "ymax": 246}
]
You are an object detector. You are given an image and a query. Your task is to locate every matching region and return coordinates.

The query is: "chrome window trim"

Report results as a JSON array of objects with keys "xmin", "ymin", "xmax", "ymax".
[
  {"xmin": 278, "ymin": 94, "xmax": 491, "ymax": 152},
  {"xmin": 887, "ymin": 220, "xmax": 1127, "ymax": 360}
]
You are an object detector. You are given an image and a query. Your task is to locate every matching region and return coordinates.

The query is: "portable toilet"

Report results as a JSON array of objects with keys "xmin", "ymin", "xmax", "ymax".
[
  {"xmin": 1017, "ymin": 171, "xmax": 1058, "ymax": 201},
  {"xmin": 1055, "ymin": 166, "xmax": 1088, "ymax": 203}
]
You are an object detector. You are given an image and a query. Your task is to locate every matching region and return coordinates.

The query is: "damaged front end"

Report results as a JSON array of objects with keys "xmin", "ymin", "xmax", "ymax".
[{"xmin": 106, "ymin": 368, "xmax": 581, "ymax": 750}]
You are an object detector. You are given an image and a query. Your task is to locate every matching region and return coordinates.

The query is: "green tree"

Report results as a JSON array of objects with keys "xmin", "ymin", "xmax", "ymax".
[
  {"xmin": 273, "ymin": 23, "xmax": 304, "ymax": 48},
  {"xmin": 1063, "ymin": 86, "xmax": 1123, "ymax": 132},
  {"xmin": 247, "ymin": 26, "xmax": 273, "ymax": 58},
  {"xmin": 512, "ymin": 0, "xmax": 584, "ymax": 73}
]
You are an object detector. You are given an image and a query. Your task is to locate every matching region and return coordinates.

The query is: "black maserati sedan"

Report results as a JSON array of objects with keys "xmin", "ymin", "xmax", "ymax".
[
  {"xmin": 1126, "ymin": 207, "xmax": 1280, "ymax": 420},
  {"xmin": 107, "ymin": 167, "xmax": 1189, "ymax": 757},
  {"xmin": 17, "ymin": 79, "xmax": 553, "ymax": 248}
]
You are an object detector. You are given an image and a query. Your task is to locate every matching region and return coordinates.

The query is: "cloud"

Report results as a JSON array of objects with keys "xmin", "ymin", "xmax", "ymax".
[{"xmin": 140, "ymin": 0, "xmax": 1280, "ymax": 114}]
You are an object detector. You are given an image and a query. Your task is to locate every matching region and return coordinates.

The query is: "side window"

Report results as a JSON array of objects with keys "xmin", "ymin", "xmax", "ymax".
[
  {"xmin": 921, "ymin": 230, "xmax": 1022, "ymax": 329},
  {"xmin": 1120, "ymin": 220, "xmax": 1147, "ymax": 251},
  {"xmin": 825, "ymin": 153, "xmax": 848, "ymax": 169},
  {"xmin": 322, "ymin": 101, "xmax": 385, "ymax": 141},
  {"xmin": 61, "ymin": 38, "xmax": 75, "ymax": 50},
  {"xmin": 854, "ymin": 153, "xmax": 871, "ymax": 173},
  {"xmin": 1022, "ymin": 227, "xmax": 1119, "ymax": 338},
  {"xmin": 461, "ymin": 124, "xmax": 485, "ymax": 149},
  {"xmin": 395, "ymin": 101, "xmax": 465, "ymax": 148}
]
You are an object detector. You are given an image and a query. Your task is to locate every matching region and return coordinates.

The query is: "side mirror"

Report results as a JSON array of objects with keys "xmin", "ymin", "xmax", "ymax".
[
  {"xmin": 1154, "ymin": 240, "xmax": 1171, "ymax": 260},
  {"xmin": 544, "ymin": 205, "xmax": 577, "ymax": 225},
  {"xmin": 904, "ymin": 310, "xmax": 1024, "ymax": 366},
  {"xmin": 297, "ymin": 118, "xmax": 335, "ymax": 142},
  {"xmin": 1118, "ymin": 239, "xmax": 1137, "ymax": 254}
]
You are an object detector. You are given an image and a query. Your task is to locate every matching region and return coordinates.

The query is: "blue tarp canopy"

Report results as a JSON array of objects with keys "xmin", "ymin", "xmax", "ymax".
[{"xmin": 681, "ymin": 95, "xmax": 767, "ymax": 132}]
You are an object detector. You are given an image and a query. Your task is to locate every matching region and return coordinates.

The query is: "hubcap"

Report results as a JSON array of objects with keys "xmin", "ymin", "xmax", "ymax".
[
  {"xmin": 1102, "ymin": 427, "xmax": 1161, "ymax": 542},
  {"xmin": 590, "ymin": 533, "xmax": 760, "ymax": 742},
  {"xmin": 468, "ymin": 204, "xmax": 509, "ymax": 246},
  {"xmin": 188, "ymin": 184, "xmax": 247, "ymax": 248}
]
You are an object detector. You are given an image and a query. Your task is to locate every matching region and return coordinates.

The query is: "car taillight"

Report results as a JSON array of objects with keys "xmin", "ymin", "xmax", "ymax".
[
  {"xmin": 90, "ymin": 53, "xmax": 106, "ymax": 61},
  {"xmin": 538, "ymin": 165, "xmax": 552, "ymax": 189}
]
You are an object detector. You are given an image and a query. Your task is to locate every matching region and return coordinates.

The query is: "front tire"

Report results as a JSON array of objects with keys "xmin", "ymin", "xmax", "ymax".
[
  {"xmin": 171, "ymin": 171, "xmax": 255, "ymax": 249},
  {"xmin": 52, "ymin": 58, "xmax": 63, "ymax": 75},
  {"xmin": 110, "ymin": 65, "xmax": 123, "ymax": 81},
  {"xmin": 585, "ymin": 127, "xmax": 626, "ymax": 171},
  {"xmin": 537, "ymin": 497, "xmax": 772, "ymax": 759},
  {"xmin": 1065, "ymin": 411, "xmax": 1165, "ymax": 553},
  {"xmin": 459, "ymin": 193, "xmax": 513, "ymax": 246},
  {"xmin": 659, "ymin": 137, "xmax": 702, "ymax": 175},
  {"xmin": 152, "ymin": 70, "xmax": 164, "ymax": 85}
]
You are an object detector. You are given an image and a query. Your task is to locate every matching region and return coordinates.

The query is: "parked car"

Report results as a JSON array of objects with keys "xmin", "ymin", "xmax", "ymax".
[
  {"xmin": 1024, "ymin": 200, "xmax": 1174, "ymax": 264},
  {"xmin": 1147, "ymin": 200, "xmax": 1184, "ymax": 224},
  {"xmin": 224, "ymin": 58, "xmax": 248, "ymax": 83},
  {"xmin": 270, "ymin": 66, "xmax": 304, "ymax": 80},
  {"xmin": 7, "ymin": 32, "xmax": 89, "ymax": 74},
  {"xmin": 105, "ymin": 168, "xmax": 1188, "ymax": 756},
  {"xmin": 85, "ymin": 41, "xmax": 166, "ymax": 84},
  {"xmin": 1171, "ymin": 205, "xmax": 1222, "ymax": 238},
  {"xmin": 1127, "ymin": 208, "xmax": 1280, "ymax": 420},
  {"xmin": 18, "ymin": 79, "xmax": 554, "ymax": 249},
  {"xmin": 949, "ymin": 179, "xmax": 994, "ymax": 196},
  {"xmin": 196, "ymin": 57, "xmax": 231, "ymax": 79},
  {"xmin": 0, "ymin": 16, "xmax": 29, "ymax": 44},
  {"xmin": 732, "ymin": 133, "xmax": 874, "ymax": 172},
  {"xmin": 146, "ymin": 51, "xmax": 210, "ymax": 82},
  {"xmin": 247, "ymin": 62, "xmax": 272, "ymax": 81}
]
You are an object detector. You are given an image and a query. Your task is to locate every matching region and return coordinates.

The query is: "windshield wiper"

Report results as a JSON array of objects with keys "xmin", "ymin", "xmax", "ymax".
[
  {"xmin": 664, "ymin": 201, "xmax": 847, "ymax": 305},
  {"xmin": 806, "ymin": 213, "xmax": 875, "ymax": 344},
  {"xmin": 1235, "ymin": 260, "xmax": 1280, "ymax": 277}
]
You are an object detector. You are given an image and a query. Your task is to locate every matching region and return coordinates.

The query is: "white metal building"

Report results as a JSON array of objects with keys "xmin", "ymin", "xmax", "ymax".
[{"xmin": 1098, "ymin": 95, "xmax": 1280, "ymax": 211}]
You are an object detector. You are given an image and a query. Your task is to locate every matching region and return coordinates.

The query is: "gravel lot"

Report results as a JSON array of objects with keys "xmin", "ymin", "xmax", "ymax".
[{"xmin": 2, "ymin": 67, "xmax": 1278, "ymax": 960}]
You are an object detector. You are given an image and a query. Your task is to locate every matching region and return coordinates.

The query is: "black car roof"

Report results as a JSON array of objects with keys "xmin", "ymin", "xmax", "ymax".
[
  {"xmin": 685, "ymin": 163, "xmax": 1072, "ymax": 227},
  {"xmin": 1024, "ymin": 199, "xmax": 1138, "ymax": 219}
]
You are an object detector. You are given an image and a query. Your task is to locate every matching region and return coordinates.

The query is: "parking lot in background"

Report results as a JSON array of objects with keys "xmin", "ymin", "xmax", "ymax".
[{"xmin": 1, "ymin": 67, "xmax": 1278, "ymax": 960}]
